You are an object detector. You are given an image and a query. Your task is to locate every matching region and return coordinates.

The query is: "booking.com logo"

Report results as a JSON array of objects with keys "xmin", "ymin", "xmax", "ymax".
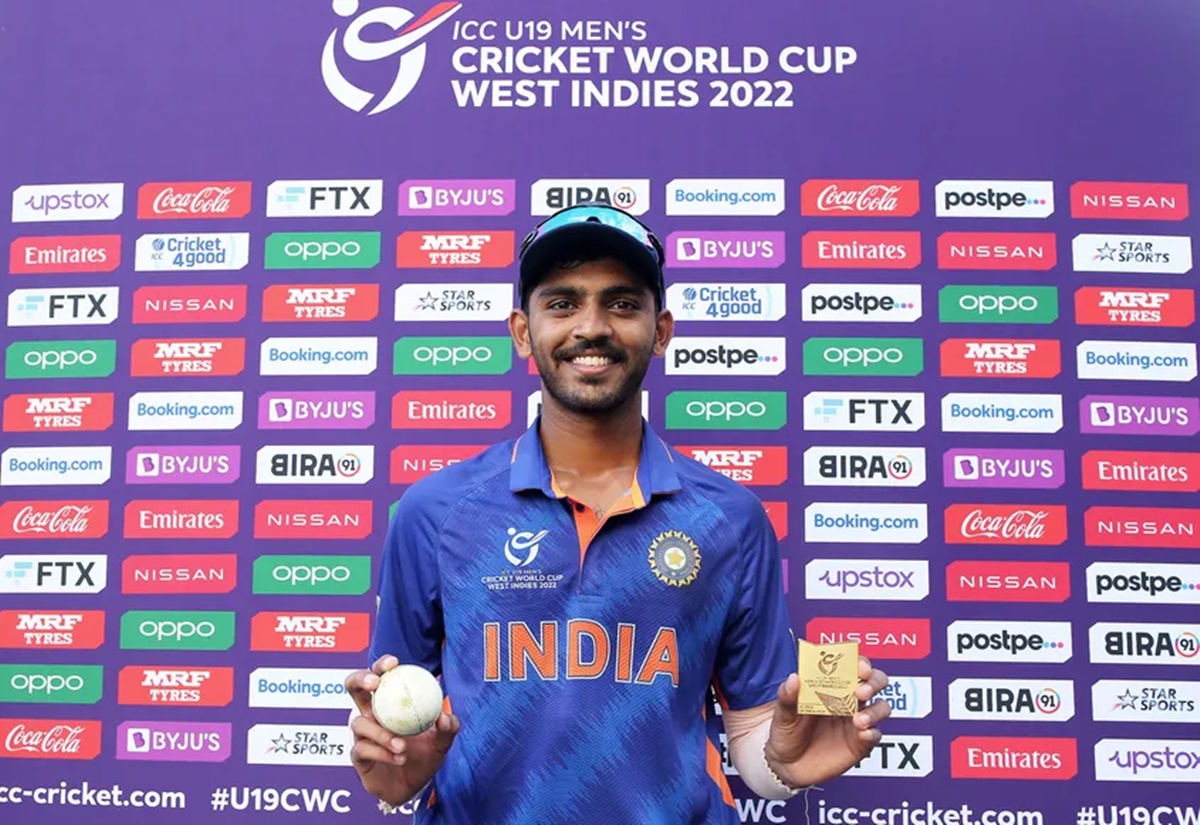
[{"xmin": 321, "ymin": 0, "xmax": 463, "ymax": 115}]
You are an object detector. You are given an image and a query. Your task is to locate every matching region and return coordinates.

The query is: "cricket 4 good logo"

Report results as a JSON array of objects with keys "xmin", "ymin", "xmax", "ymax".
[
  {"xmin": 391, "ymin": 445, "xmax": 488, "ymax": 483},
  {"xmin": 945, "ymin": 504, "xmax": 1067, "ymax": 545},
  {"xmin": 398, "ymin": 179, "xmax": 516, "ymax": 216},
  {"xmin": 247, "ymin": 667, "xmax": 357, "ymax": 710},
  {"xmin": 123, "ymin": 500, "xmax": 239, "ymax": 540},
  {"xmin": 1072, "ymin": 233, "xmax": 1193, "ymax": 275},
  {"xmin": 1070, "ymin": 182, "xmax": 1189, "ymax": 221},
  {"xmin": 3, "ymin": 393, "xmax": 114, "ymax": 433},
  {"xmin": 127, "ymin": 391, "xmax": 244, "ymax": 432},
  {"xmin": 1081, "ymin": 395, "xmax": 1200, "ymax": 438},
  {"xmin": 5, "ymin": 339, "xmax": 116, "ymax": 380},
  {"xmin": 939, "ymin": 339, "xmax": 1061, "ymax": 378},
  {"xmin": 12, "ymin": 182, "xmax": 123, "ymax": 223},
  {"xmin": 266, "ymin": 179, "xmax": 382, "ymax": 217},
  {"xmin": 252, "ymin": 556, "xmax": 371, "ymax": 596},
  {"xmin": 394, "ymin": 336, "xmax": 512, "ymax": 376},
  {"xmin": 665, "ymin": 283, "xmax": 786, "ymax": 322},
  {"xmin": 0, "ymin": 501, "xmax": 109, "ymax": 540},
  {"xmin": 665, "ymin": 232, "xmax": 785, "ymax": 268},
  {"xmin": 395, "ymin": 231, "xmax": 515, "ymax": 268},
  {"xmin": 0, "ymin": 556, "xmax": 107, "ymax": 595},
  {"xmin": 1094, "ymin": 738, "xmax": 1200, "ymax": 783},
  {"xmin": 132, "ymin": 285, "xmax": 247, "ymax": 325},
  {"xmin": 1, "ymin": 446, "xmax": 112, "ymax": 487},
  {"xmin": 666, "ymin": 337, "xmax": 786, "ymax": 376},
  {"xmin": 867, "ymin": 677, "xmax": 933, "ymax": 720},
  {"xmin": 674, "ymin": 446, "xmax": 788, "ymax": 486},
  {"xmin": 1089, "ymin": 622, "xmax": 1200, "ymax": 665},
  {"xmin": 254, "ymin": 500, "xmax": 373, "ymax": 540},
  {"xmin": 1074, "ymin": 287, "xmax": 1195, "ymax": 328},
  {"xmin": 803, "ymin": 392, "xmax": 925, "ymax": 432},
  {"xmin": 802, "ymin": 446, "xmax": 926, "ymax": 488},
  {"xmin": 803, "ymin": 502, "xmax": 928, "ymax": 545},
  {"xmin": 1082, "ymin": 450, "xmax": 1200, "ymax": 494},
  {"xmin": 664, "ymin": 178, "xmax": 785, "ymax": 217},
  {"xmin": 847, "ymin": 735, "xmax": 933, "ymax": 778},
  {"xmin": 10, "ymin": 234, "xmax": 121, "ymax": 275},
  {"xmin": 937, "ymin": 232, "xmax": 1057, "ymax": 270},
  {"xmin": 806, "ymin": 618, "xmax": 931, "ymax": 660},
  {"xmin": 262, "ymin": 284, "xmax": 379, "ymax": 322},
  {"xmin": 246, "ymin": 723, "xmax": 353, "ymax": 767},
  {"xmin": 938, "ymin": 285, "xmax": 1058, "ymax": 323},
  {"xmin": 133, "ymin": 232, "xmax": 250, "ymax": 272},
  {"xmin": 1092, "ymin": 680, "xmax": 1200, "ymax": 724},
  {"xmin": 392, "ymin": 390, "xmax": 512, "ymax": 429},
  {"xmin": 119, "ymin": 611, "xmax": 236, "ymax": 651},
  {"xmin": 948, "ymin": 679, "xmax": 1076, "ymax": 722},
  {"xmin": 943, "ymin": 449, "xmax": 1065, "ymax": 490},
  {"xmin": 321, "ymin": 2, "xmax": 463, "ymax": 116},
  {"xmin": 531, "ymin": 179, "xmax": 650, "ymax": 216},
  {"xmin": 258, "ymin": 391, "xmax": 376, "ymax": 430},
  {"xmin": 116, "ymin": 721, "xmax": 231, "ymax": 763},
  {"xmin": 121, "ymin": 554, "xmax": 238, "ymax": 596},
  {"xmin": 1087, "ymin": 562, "xmax": 1200, "ymax": 605},
  {"xmin": 138, "ymin": 182, "xmax": 252, "ymax": 219},
  {"xmin": 263, "ymin": 232, "xmax": 381, "ymax": 269},
  {"xmin": 946, "ymin": 560, "xmax": 1071, "ymax": 603},
  {"xmin": 804, "ymin": 559, "xmax": 929, "ymax": 602},
  {"xmin": 800, "ymin": 179, "xmax": 920, "ymax": 217},
  {"xmin": 1077, "ymin": 340, "xmax": 1198, "ymax": 383},
  {"xmin": 131, "ymin": 338, "xmax": 246, "ymax": 377},
  {"xmin": 948, "ymin": 620, "xmax": 1073, "ymax": 664},
  {"xmin": 801, "ymin": 283, "xmax": 922, "ymax": 323},
  {"xmin": 118, "ymin": 667, "xmax": 234, "ymax": 707},
  {"xmin": 259, "ymin": 337, "xmax": 379, "ymax": 377},
  {"xmin": 0, "ymin": 665, "xmax": 103, "ymax": 705},
  {"xmin": 801, "ymin": 231, "xmax": 920, "ymax": 269},
  {"xmin": 1085, "ymin": 506, "xmax": 1200, "ymax": 550},
  {"xmin": 803, "ymin": 337, "xmax": 923, "ymax": 377},
  {"xmin": 935, "ymin": 180, "xmax": 1054, "ymax": 218},
  {"xmin": 0, "ymin": 719, "xmax": 103, "ymax": 760},
  {"xmin": 255, "ymin": 446, "xmax": 375, "ymax": 485},
  {"xmin": 940, "ymin": 392, "xmax": 1064, "ymax": 434},
  {"xmin": 394, "ymin": 282, "xmax": 513, "ymax": 322},
  {"xmin": 950, "ymin": 737, "xmax": 1078, "ymax": 780},
  {"xmin": 7, "ymin": 287, "xmax": 118, "ymax": 327},
  {"xmin": 664, "ymin": 391, "xmax": 786, "ymax": 431},
  {"xmin": 250, "ymin": 612, "xmax": 370, "ymax": 652},
  {"xmin": 0, "ymin": 611, "xmax": 104, "ymax": 650},
  {"xmin": 126, "ymin": 445, "xmax": 240, "ymax": 485}
]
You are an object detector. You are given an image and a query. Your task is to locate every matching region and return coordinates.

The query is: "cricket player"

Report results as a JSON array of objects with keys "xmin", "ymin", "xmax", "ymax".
[{"xmin": 346, "ymin": 202, "xmax": 892, "ymax": 822}]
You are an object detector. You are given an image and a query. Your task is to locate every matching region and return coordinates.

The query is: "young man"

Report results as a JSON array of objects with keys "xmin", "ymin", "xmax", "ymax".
[{"xmin": 345, "ymin": 203, "xmax": 892, "ymax": 822}]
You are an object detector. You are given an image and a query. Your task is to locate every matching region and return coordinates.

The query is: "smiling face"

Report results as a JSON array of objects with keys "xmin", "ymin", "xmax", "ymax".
[{"xmin": 510, "ymin": 257, "xmax": 673, "ymax": 416}]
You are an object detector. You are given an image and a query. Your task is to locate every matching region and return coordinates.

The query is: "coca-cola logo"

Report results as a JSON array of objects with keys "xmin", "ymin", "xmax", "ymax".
[
  {"xmin": 820, "ymin": 184, "xmax": 902, "ymax": 212},
  {"xmin": 945, "ymin": 504, "xmax": 1068, "ymax": 546},
  {"xmin": 802, "ymin": 179, "xmax": 920, "ymax": 217},
  {"xmin": 0, "ymin": 501, "xmax": 109, "ymax": 540},
  {"xmin": 137, "ymin": 182, "xmax": 252, "ymax": 220},
  {"xmin": 0, "ymin": 719, "xmax": 101, "ymax": 760},
  {"xmin": 153, "ymin": 186, "xmax": 235, "ymax": 215},
  {"xmin": 14, "ymin": 505, "xmax": 92, "ymax": 534}
]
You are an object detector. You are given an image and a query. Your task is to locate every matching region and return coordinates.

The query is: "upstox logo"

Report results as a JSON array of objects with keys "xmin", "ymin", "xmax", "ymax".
[
  {"xmin": 251, "ymin": 555, "xmax": 371, "ymax": 596},
  {"xmin": 802, "ymin": 338, "xmax": 923, "ymax": 377},
  {"xmin": 393, "ymin": 336, "xmax": 513, "ymax": 375},
  {"xmin": 119, "ymin": 611, "xmax": 236, "ymax": 651},
  {"xmin": 939, "ymin": 286, "xmax": 1059, "ymax": 324},
  {"xmin": 0, "ymin": 664, "xmax": 104, "ymax": 704},
  {"xmin": 5, "ymin": 340, "xmax": 116, "ymax": 379},
  {"xmin": 263, "ymin": 232, "xmax": 380, "ymax": 269},
  {"xmin": 664, "ymin": 392, "xmax": 786, "ymax": 430}
]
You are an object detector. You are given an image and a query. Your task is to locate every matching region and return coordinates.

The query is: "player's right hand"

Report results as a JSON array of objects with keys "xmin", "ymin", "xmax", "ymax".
[{"xmin": 345, "ymin": 654, "xmax": 461, "ymax": 807}]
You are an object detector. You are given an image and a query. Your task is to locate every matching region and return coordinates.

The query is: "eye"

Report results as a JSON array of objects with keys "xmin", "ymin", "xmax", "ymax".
[
  {"xmin": 546, "ymin": 299, "xmax": 575, "ymax": 312},
  {"xmin": 610, "ymin": 298, "xmax": 639, "ymax": 311}
]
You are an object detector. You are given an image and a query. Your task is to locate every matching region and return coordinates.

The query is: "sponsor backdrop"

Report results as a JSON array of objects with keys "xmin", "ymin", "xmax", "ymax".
[{"xmin": 1, "ymin": 1, "xmax": 1198, "ymax": 823}]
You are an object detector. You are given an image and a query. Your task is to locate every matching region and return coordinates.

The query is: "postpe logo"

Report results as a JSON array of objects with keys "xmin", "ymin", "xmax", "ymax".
[{"xmin": 321, "ymin": 0, "xmax": 463, "ymax": 115}]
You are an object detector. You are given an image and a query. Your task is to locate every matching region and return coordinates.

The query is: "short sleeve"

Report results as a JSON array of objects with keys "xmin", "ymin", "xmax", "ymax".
[
  {"xmin": 368, "ymin": 483, "xmax": 445, "ymax": 677},
  {"xmin": 712, "ymin": 500, "xmax": 796, "ymax": 711}
]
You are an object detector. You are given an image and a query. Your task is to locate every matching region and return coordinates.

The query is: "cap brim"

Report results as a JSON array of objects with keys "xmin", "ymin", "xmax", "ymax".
[{"xmin": 519, "ymin": 222, "xmax": 662, "ymax": 302}]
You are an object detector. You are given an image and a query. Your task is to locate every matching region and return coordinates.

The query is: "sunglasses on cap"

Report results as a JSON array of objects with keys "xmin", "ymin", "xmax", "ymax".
[{"xmin": 518, "ymin": 202, "xmax": 666, "ymax": 267}]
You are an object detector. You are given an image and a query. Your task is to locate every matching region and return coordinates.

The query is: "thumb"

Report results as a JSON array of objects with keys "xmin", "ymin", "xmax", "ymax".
[
  {"xmin": 772, "ymin": 673, "xmax": 802, "ymax": 732},
  {"xmin": 430, "ymin": 711, "xmax": 460, "ymax": 756}
]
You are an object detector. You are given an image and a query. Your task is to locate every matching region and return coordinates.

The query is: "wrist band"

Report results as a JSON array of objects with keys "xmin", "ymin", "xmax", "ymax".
[{"xmin": 762, "ymin": 740, "xmax": 804, "ymax": 798}]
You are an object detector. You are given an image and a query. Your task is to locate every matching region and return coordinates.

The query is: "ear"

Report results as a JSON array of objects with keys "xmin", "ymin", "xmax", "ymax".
[
  {"xmin": 509, "ymin": 308, "xmax": 532, "ymax": 359},
  {"xmin": 652, "ymin": 308, "xmax": 674, "ymax": 357}
]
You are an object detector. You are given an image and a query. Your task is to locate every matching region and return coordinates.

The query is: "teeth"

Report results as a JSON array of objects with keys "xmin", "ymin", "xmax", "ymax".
[{"xmin": 572, "ymin": 356, "xmax": 613, "ymax": 367}]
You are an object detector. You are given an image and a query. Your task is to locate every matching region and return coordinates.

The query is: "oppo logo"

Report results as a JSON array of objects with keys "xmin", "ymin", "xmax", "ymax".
[
  {"xmin": 271, "ymin": 565, "xmax": 352, "ymax": 586},
  {"xmin": 413, "ymin": 346, "xmax": 493, "ymax": 365},
  {"xmin": 23, "ymin": 349, "xmax": 99, "ymax": 369},
  {"xmin": 685, "ymin": 400, "xmax": 767, "ymax": 421},
  {"xmin": 825, "ymin": 346, "xmax": 904, "ymax": 366},
  {"xmin": 959, "ymin": 294, "xmax": 1040, "ymax": 315},
  {"xmin": 139, "ymin": 620, "xmax": 216, "ymax": 641},
  {"xmin": 283, "ymin": 240, "xmax": 361, "ymax": 260},
  {"xmin": 10, "ymin": 673, "xmax": 85, "ymax": 694}
]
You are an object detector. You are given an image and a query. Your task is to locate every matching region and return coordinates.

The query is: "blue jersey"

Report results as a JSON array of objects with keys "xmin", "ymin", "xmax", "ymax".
[{"xmin": 370, "ymin": 418, "xmax": 796, "ymax": 825}]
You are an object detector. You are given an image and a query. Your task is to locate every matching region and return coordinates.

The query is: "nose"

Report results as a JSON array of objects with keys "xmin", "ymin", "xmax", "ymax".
[{"xmin": 571, "ymin": 298, "xmax": 614, "ymax": 341}]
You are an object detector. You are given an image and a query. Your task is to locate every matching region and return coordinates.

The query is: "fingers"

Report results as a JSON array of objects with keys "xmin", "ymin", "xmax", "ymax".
[
  {"xmin": 855, "ymin": 667, "xmax": 889, "ymax": 703},
  {"xmin": 352, "ymin": 713, "xmax": 408, "ymax": 755},
  {"xmin": 431, "ymin": 712, "xmax": 461, "ymax": 755},
  {"xmin": 372, "ymin": 654, "xmax": 399, "ymax": 676},
  {"xmin": 344, "ymin": 655, "xmax": 399, "ymax": 717},
  {"xmin": 351, "ymin": 738, "xmax": 405, "ymax": 769}
]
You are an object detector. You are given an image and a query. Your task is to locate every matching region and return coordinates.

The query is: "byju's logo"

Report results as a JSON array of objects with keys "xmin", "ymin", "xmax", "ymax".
[
  {"xmin": 321, "ymin": 1, "xmax": 462, "ymax": 115},
  {"xmin": 1080, "ymin": 395, "xmax": 1200, "ymax": 438}
]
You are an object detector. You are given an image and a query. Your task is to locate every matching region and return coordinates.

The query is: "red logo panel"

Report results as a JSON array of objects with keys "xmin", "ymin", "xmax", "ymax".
[
  {"xmin": 250, "ymin": 612, "xmax": 370, "ymax": 653},
  {"xmin": 801, "ymin": 231, "xmax": 921, "ymax": 269},
  {"xmin": 10, "ymin": 235, "xmax": 121, "ymax": 274},
  {"xmin": 800, "ymin": 180, "xmax": 920, "ymax": 217},
  {"xmin": 132, "ymin": 285, "xmax": 247, "ymax": 324},
  {"xmin": 1082, "ymin": 451, "xmax": 1200, "ymax": 493},
  {"xmin": 254, "ymin": 500, "xmax": 373, "ymax": 540},
  {"xmin": 937, "ymin": 232, "xmax": 1057, "ymax": 270},
  {"xmin": 1070, "ymin": 182, "xmax": 1189, "ymax": 221},
  {"xmin": 123, "ymin": 500, "xmax": 239, "ymax": 539},
  {"xmin": 130, "ymin": 338, "xmax": 245, "ymax": 377},
  {"xmin": 391, "ymin": 445, "xmax": 489, "ymax": 484},
  {"xmin": 118, "ymin": 666, "xmax": 234, "ymax": 707},
  {"xmin": 396, "ymin": 231, "xmax": 515, "ymax": 268},
  {"xmin": 0, "ymin": 501, "xmax": 109, "ymax": 540},
  {"xmin": 805, "ymin": 617, "xmax": 931, "ymax": 660},
  {"xmin": 1085, "ymin": 507, "xmax": 1200, "ymax": 549},
  {"xmin": 0, "ymin": 719, "xmax": 102, "ymax": 760},
  {"xmin": 762, "ymin": 501, "xmax": 788, "ymax": 540},
  {"xmin": 950, "ymin": 737, "xmax": 1078, "ymax": 780},
  {"xmin": 261, "ymin": 284, "xmax": 379, "ymax": 322},
  {"xmin": 392, "ymin": 391, "xmax": 512, "ymax": 429},
  {"xmin": 1074, "ymin": 287, "xmax": 1195, "ymax": 328},
  {"xmin": 3, "ymin": 393, "xmax": 115, "ymax": 433},
  {"xmin": 121, "ymin": 554, "xmax": 238, "ymax": 594},
  {"xmin": 946, "ymin": 561, "xmax": 1071, "ymax": 603},
  {"xmin": 674, "ymin": 446, "xmax": 789, "ymax": 486},
  {"xmin": 0, "ymin": 611, "xmax": 105, "ymax": 650},
  {"xmin": 945, "ymin": 504, "xmax": 1068, "ymax": 545},
  {"xmin": 940, "ymin": 339, "xmax": 1061, "ymax": 379},
  {"xmin": 137, "ymin": 182, "xmax": 252, "ymax": 219}
]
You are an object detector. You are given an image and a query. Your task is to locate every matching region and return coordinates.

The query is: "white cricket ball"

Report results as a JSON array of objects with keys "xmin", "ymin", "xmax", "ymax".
[{"xmin": 371, "ymin": 664, "xmax": 444, "ymax": 737}]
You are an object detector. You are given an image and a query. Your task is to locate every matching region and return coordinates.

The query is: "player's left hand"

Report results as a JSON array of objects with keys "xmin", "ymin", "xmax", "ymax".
[{"xmin": 764, "ymin": 656, "xmax": 891, "ymax": 788}]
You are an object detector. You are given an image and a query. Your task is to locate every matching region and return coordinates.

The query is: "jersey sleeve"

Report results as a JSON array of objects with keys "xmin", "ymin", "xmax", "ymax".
[
  {"xmin": 368, "ymin": 481, "xmax": 445, "ymax": 677},
  {"xmin": 713, "ymin": 499, "xmax": 796, "ymax": 711}
]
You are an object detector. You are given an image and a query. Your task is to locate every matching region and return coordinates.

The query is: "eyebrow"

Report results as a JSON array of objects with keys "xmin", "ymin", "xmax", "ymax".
[{"xmin": 537, "ymin": 285, "xmax": 646, "ymax": 302}]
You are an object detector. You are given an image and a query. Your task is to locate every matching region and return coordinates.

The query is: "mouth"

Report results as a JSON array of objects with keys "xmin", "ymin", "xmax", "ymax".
[{"xmin": 559, "ymin": 350, "xmax": 623, "ymax": 376}]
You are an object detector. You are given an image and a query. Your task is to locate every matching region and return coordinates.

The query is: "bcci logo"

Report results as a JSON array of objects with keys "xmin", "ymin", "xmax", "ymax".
[
  {"xmin": 321, "ymin": 0, "xmax": 462, "ymax": 115},
  {"xmin": 648, "ymin": 530, "xmax": 701, "ymax": 587}
]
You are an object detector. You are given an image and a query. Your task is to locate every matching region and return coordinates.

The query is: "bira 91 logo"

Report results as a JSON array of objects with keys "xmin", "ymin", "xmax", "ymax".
[
  {"xmin": 1089, "ymin": 622, "xmax": 1200, "ymax": 665},
  {"xmin": 800, "ymin": 231, "xmax": 921, "ymax": 269},
  {"xmin": 800, "ymin": 180, "xmax": 920, "ymax": 217},
  {"xmin": 946, "ymin": 560, "xmax": 1071, "ymax": 603},
  {"xmin": 3, "ymin": 393, "xmax": 115, "ymax": 433},
  {"xmin": 950, "ymin": 737, "xmax": 1078, "ymax": 780},
  {"xmin": 1074, "ymin": 287, "xmax": 1195, "ymax": 328},
  {"xmin": 130, "ymin": 339, "xmax": 246, "ymax": 377},
  {"xmin": 250, "ymin": 612, "xmax": 369, "ymax": 652},
  {"xmin": 118, "ymin": 666, "xmax": 234, "ymax": 707},
  {"xmin": 0, "ymin": 501, "xmax": 109, "ymax": 540},
  {"xmin": 0, "ymin": 611, "xmax": 105, "ymax": 650},
  {"xmin": 137, "ymin": 182, "xmax": 252, "ymax": 220},
  {"xmin": 0, "ymin": 719, "xmax": 103, "ymax": 760},
  {"xmin": 121, "ymin": 554, "xmax": 238, "ymax": 595},
  {"xmin": 1070, "ymin": 182, "xmax": 1189, "ymax": 221},
  {"xmin": 1085, "ymin": 506, "xmax": 1200, "ymax": 550},
  {"xmin": 948, "ymin": 620, "xmax": 1073, "ymax": 664},
  {"xmin": 395, "ymin": 231, "xmax": 515, "ymax": 268},
  {"xmin": 123, "ymin": 500, "xmax": 239, "ymax": 540},
  {"xmin": 254, "ymin": 500, "xmax": 373, "ymax": 540},
  {"xmin": 801, "ymin": 446, "xmax": 927, "ymax": 488},
  {"xmin": 9, "ymin": 234, "xmax": 121, "ymax": 275},
  {"xmin": 805, "ymin": 617, "xmax": 931, "ymax": 660},
  {"xmin": 392, "ymin": 390, "xmax": 512, "ymax": 429},
  {"xmin": 1082, "ymin": 450, "xmax": 1200, "ymax": 494},
  {"xmin": 261, "ymin": 284, "xmax": 379, "ymax": 322},
  {"xmin": 390, "ymin": 445, "xmax": 488, "ymax": 484},
  {"xmin": 948, "ymin": 679, "xmax": 1076, "ymax": 722},
  {"xmin": 939, "ymin": 339, "xmax": 1061, "ymax": 378},
  {"xmin": 674, "ymin": 446, "xmax": 788, "ymax": 486},
  {"xmin": 945, "ymin": 504, "xmax": 1068, "ymax": 545},
  {"xmin": 255, "ymin": 446, "xmax": 374, "ymax": 486},
  {"xmin": 937, "ymin": 232, "xmax": 1057, "ymax": 270},
  {"xmin": 132, "ymin": 285, "xmax": 247, "ymax": 325}
]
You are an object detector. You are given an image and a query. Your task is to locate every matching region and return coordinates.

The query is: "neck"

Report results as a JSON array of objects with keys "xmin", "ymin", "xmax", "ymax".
[{"xmin": 537, "ymin": 392, "xmax": 644, "ymax": 478}]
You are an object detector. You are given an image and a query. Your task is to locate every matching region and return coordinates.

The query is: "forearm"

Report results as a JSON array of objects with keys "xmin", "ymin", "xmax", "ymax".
[{"xmin": 725, "ymin": 707, "xmax": 805, "ymax": 800}]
